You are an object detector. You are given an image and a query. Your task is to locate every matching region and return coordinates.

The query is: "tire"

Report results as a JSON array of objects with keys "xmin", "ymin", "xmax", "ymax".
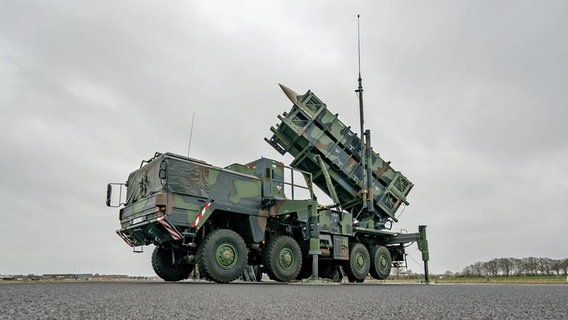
[
  {"xmin": 343, "ymin": 243, "xmax": 370, "ymax": 283},
  {"xmin": 197, "ymin": 229, "xmax": 248, "ymax": 283},
  {"xmin": 152, "ymin": 246, "xmax": 193, "ymax": 282},
  {"xmin": 320, "ymin": 264, "xmax": 343, "ymax": 282},
  {"xmin": 263, "ymin": 235, "xmax": 302, "ymax": 282},
  {"xmin": 370, "ymin": 245, "xmax": 392, "ymax": 280}
]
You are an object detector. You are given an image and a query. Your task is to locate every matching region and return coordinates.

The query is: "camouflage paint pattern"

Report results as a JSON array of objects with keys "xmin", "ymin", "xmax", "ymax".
[
  {"xmin": 117, "ymin": 153, "xmax": 319, "ymax": 247},
  {"xmin": 266, "ymin": 88, "xmax": 413, "ymax": 223},
  {"xmin": 110, "ymin": 85, "xmax": 428, "ymax": 274},
  {"xmin": 245, "ymin": 158, "xmax": 286, "ymax": 199},
  {"xmin": 319, "ymin": 209, "xmax": 353, "ymax": 236}
]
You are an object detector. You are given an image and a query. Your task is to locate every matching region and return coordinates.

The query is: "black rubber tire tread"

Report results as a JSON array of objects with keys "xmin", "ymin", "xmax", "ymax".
[
  {"xmin": 151, "ymin": 246, "xmax": 193, "ymax": 282},
  {"xmin": 197, "ymin": 229, "xmax": 248, "ymax": 283},
  {"xmin": 369, "ymin": 245, "xmax": 392, "ymax": 280},
  {"xmin": 263, "ymin": 235, "xmax": 302, "ymax": 282},
  {"xmin": 343, "ymin": 243, "xmax": 370, "ymax": 283}
]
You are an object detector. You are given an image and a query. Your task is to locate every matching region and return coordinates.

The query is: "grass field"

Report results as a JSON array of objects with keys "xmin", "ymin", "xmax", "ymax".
[{"xmin": 428, "ymin": 275, "xmax": 568, "ymax": 284}]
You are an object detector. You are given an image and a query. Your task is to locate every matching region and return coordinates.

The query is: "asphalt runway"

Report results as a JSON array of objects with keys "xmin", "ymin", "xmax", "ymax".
[{"xmin": 1, "ymin": 281, "xmax": 567, "ymax": 319}]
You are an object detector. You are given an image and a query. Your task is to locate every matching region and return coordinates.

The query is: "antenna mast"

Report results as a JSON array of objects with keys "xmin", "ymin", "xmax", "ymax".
[{"xmin": 355, "ymin": 14, "xmax": 369, "ymax": 211}]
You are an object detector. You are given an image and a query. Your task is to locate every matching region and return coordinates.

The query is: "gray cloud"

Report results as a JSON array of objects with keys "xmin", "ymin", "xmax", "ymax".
[{"xmin": 1, "ymin": 0, "xmax": 566, "ymax": 276}]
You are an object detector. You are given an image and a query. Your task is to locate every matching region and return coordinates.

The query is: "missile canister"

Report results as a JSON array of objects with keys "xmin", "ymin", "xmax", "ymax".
[{"xmin": 266, "ymin": 84, "xmax": 413, "ymax": 223}]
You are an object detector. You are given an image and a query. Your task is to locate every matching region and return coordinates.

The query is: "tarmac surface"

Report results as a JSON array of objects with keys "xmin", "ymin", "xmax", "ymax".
[{"xmin": 1, "ymin": 281, "xmax": 567, "ymax": 319}]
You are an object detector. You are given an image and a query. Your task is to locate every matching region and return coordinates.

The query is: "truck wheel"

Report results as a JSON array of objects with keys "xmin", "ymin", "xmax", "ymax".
[
  {"xmin": 370, "ymin": 245, "xmax": 392, "ymax": 280},
  {"xmin": 263, "ymin": 235, "xmax": 302, "ymax": 282},
  {"xmin": 151, "ymin": 246, "xmax": 194, "ymax": 281},
  {"xmin": 343, "ymin": 243, "xmax": 370, "ymax": 282},
  {"xmin": 197, "ymin": 229, "xmax": 248, "ymax": 283}
]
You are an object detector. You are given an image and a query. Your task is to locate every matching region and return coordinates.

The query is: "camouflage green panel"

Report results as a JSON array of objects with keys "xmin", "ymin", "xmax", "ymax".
[
  {"xmin": 119, "ymin": 218, "xmax": 179, "ymax": 246},
  {"xmin": 125, "ymin": 155, "xmax": 165, "ymax": 205},
  {"xmin": 245, "ymin": 158, "xmax": 286, "ymax": 199},
  {"xmin": 225, "ymin": 163, "xmax": 255, "ymax": 175},
  {"xmin": 250, "ymin": 210, "xmax": 269, "ymax": 243},
  {"xmin": 169, "ymin": 193, "xmax": 203, "ymax": 226},
  {"xmin": 121, "ymin": 153, "xmax": 263, "ymax": 234},
  {"xmin": 126, "ymin": 192, "xmax": 207, "ymax": 230},
  {"xmin": 261, "ymin": 199, "xmax": 319, "ymax": 244},
  {"xmin": 266, "ymin": 89, "xmax": 413, "ymax": 221},
  {"xmin": 205, "ymin": 164, "xmax": 262, "ymax": 209},
  {"xmin": 299, "ymin": 91, "xmax": 365, "ymax": 158},
  {"xmin": 119, "ymin": 194, "xmax": 162, "ymax": 228},
  {"xmin": 118, "ymin": 192, "xmax": 182, "ymax": 246},
  {"xmin": 263, "ymin": 199, "xmax": 317, "ymax": 219},
  {"xmin": 165, "ymin": 154, "xmax": 264, "ymax": 230},
  {"xmin": 152, "ymin": 152, "xmax": 263, "ymax": 212},
  {"xmin": 164, "ymin": 155, "xmax": 211, "ymax": 199},
  {"xmin": 318, "ymin": 209, "xmax": 353, "ymax": 236}
]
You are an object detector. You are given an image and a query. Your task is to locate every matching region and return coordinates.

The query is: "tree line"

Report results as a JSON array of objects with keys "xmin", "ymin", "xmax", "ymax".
[{"xmin": 460, "ymin": 257, "xmax": 568, "ymax": 277}]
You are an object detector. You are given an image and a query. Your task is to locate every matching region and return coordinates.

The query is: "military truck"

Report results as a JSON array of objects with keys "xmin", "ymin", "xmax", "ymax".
[{"xmin": 107, "ymin": 84, "xmax": 429, "ymax": 283}]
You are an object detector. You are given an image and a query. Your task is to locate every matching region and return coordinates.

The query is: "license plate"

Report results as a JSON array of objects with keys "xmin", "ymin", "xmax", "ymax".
[{"xmin": 132, "ymin": 217, "xmax": 146, "ymax": 225}]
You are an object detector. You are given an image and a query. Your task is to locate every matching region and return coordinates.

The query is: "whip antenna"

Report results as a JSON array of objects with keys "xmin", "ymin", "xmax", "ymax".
[
  {"xmin": 187, "ymin": 113, "xmax": 195, "ymax": 156},
  {"xmin": 356, "ymin": 14, "xmax": 364, "ymax": 141},
  {"xmin": 357, "ymin": 14, "xmax": 362, "ymax": 78}
]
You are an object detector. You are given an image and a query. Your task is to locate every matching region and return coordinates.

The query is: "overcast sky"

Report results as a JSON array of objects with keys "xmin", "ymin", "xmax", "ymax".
[{"xmin": 1, "ymin": 0, "xmax": 567, "ymax": 276}]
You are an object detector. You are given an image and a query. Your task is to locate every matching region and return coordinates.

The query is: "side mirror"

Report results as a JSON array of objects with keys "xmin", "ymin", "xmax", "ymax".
[
  {"xmin": 106, "ymin": 184, "xmax": 112, "ymax": 207},
  {"xmin": 106, "ymin": 183, "xmax": 126, "ymax": 207}
]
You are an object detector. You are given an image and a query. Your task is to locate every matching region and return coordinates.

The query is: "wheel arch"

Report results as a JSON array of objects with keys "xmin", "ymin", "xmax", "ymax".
[{"xmin": 202, "ymin": 209, "xmax": 267, "ymax": 244}]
